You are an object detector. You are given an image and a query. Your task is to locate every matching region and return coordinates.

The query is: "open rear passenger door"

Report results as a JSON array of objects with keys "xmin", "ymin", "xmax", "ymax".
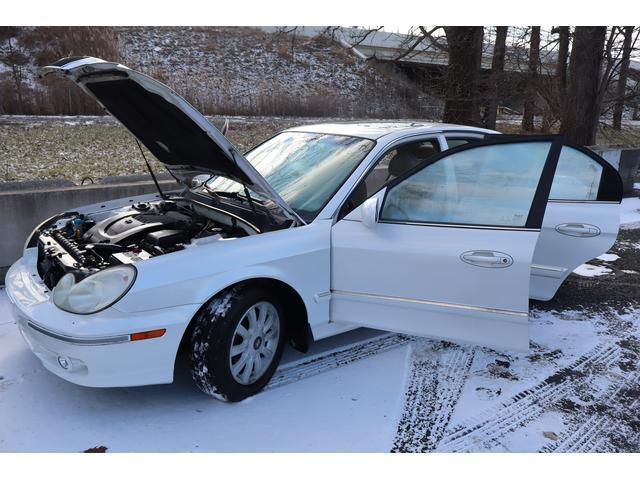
[
  {"xmin": 330, "ymin": 136, "xmax": 564, "ymax": 351},
  {"xmin": 530, "ymin": 144, "xmax": 622, "ymax": 300}
]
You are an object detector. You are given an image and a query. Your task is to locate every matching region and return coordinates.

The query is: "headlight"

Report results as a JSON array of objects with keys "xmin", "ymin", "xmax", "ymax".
[{"xmin": 52, "ymin": 266, "xmax": 137, "ymax": 314}]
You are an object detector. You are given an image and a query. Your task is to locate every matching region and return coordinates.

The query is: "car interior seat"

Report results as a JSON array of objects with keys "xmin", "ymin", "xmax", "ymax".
[{"xmin": 387, "ymin": 142, "xmax": 438, "ymax": 180}]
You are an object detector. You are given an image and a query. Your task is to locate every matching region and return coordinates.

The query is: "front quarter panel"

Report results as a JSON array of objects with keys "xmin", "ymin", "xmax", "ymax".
[{"xmin": 113, "ymin": 220, "xmax": 332, "ymax": 330}]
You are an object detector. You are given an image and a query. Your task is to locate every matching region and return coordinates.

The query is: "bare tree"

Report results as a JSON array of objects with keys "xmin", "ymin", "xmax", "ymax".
[
  {"xmin": 484, "ymin": 26, "xmax": 508, "ymax": 129},
  {"xmin": 275, "ymin": 26, "xmax": 301, "ymax": 60},
  {"xmin": 561, "ymin": 26, "xmax": 607, "ymax": 145},
  {"xmin": 612, "ymin": 26, "xmax": 635, "ymax": 129},
  {"xmin": 442, "ymin": 26, "xmax": 484, "ymax": 125},
  {"xmin": 0, "ymin": 31, "xmax": 29, "ymax": 112},
  {"xmin": 547, "ymin": 26, "xmax": 570, "ymax": 131},
  {"xmin": 522, "ymin": 26, "xmax": 541, "ymax": 131},
  {"xmin": 537, "ymin": 27, "xmax": 570, "ymax": 132},
  {"xmin": 556, "ymin": 27, "xmax": 570, "ymax": 95}
]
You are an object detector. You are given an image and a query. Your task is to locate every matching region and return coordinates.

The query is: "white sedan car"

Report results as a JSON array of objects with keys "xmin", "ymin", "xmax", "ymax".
[{"xmin": 6, "ymin": 57, "xmax": 622, "ymax": 401}]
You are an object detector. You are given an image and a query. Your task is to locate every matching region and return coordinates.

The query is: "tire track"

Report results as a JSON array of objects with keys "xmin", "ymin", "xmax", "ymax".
[
  {"xmin": 436, "ymin": 343, "xmax": 622, "ymax": 452},
  {"xmin": 266, "ymin": 333, "xmax": 412, "ymax": 390},
  {"xmin": 390, "ymin": 342, "xmax": 439, "ymax": 452},
  {"xmin": 540, "ymin": 369, "xmax": 640, "ymax": 453},
  {"xmin": 392, "ymin": 342, "xmax": 475, "ymax": 452}
]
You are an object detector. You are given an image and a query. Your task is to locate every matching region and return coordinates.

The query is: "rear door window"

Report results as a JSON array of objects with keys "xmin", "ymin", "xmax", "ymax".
[{"xmin": 549, "ymin": 146, "xmax": 603, "ymax": 201}]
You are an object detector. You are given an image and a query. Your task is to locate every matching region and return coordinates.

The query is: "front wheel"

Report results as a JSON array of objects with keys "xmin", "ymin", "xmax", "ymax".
[{"xmin": 189, "ymin": 286, "xmax": 286, "ymax": 402}]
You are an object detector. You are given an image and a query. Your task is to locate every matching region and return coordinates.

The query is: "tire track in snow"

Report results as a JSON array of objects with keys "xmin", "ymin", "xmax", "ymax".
[
  {"xmin": 392, "ymin": 342, "xmax": 475, "ymax": 452},
  {"xmin": 266, "ymin": 333, "xmax": 412, "ymax": 390},
  {"xmin": 540, "ymin": 369, "xmax": 640, "ymax": 453},
  {"xmin": 435, "ymin": 343, "xmax": 622, "ymax": 452},
  {"xmin": 390, "ymin": 342, "xmax": 439, "ymax": 453}
]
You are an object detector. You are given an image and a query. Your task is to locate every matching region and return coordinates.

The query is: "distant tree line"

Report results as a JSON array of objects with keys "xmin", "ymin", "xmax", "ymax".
[
  {"xmin": 3, "ymin": 26, "xmax": 640, "ymax": 146},
  {"xmin": 392, "ymin": 26, "xmax": 640, "ymax": 145}
]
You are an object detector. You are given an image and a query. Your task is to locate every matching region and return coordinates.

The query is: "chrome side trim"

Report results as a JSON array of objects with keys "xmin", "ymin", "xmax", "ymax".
[
  {"xmin": 331, "ymin": 289, "xmax": 528, "ymax": 317},
  {"xmin": 548, "ymin": 199, "xmax": 620, "ymax": 204},
  {"xmin": 378, "ymin": 220, "xmax": 540, "ymax": 232},
  {"xmin": 314, "ymin": 291, "xmax": 332, "ymax": 303},
  {"xmin": 27, "ymin": 321, "xmax": 130, "ymax": 346},
  {"xmin": 531, "ymin": 264, "xmax": 565, "ymax": 272},
  {"xmin": 531, "ymin": 264, "xmax": 567, "ymax": 279}
]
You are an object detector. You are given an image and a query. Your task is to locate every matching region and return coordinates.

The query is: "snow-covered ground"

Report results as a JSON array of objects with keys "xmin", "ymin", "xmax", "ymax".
[
  {"xmin": 620, "ymin": 196, "xmax": 640, "ymax": 227},
  {"xmin": 0, "ymin": 306, "xmax": 406, "ymax": 452},
  {"xmin": 1, "ymin": 198, "xmax": 639, "ymax": 452}
]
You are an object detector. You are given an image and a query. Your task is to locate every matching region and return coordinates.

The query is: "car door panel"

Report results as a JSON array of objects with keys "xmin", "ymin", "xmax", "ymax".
[
  {"xmin": 331, "ymin": 213, "xmax": 537, "ymax": 350},
  {"xmin": 530, "ymin": 201, "xmax": 620, "ymax": 300},
  {"xmin": 330, "ymin": 137, "xmax": 564, "ymax": 351},
  {"xmin": 530, "ymin": 144, "xmax": 622, "ymax": 300}
]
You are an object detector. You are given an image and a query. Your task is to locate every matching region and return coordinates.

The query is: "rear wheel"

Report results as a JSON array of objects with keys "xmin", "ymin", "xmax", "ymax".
[{"xmin": 189, "ymin": 286, "xmax": 286, "ymax": 402}]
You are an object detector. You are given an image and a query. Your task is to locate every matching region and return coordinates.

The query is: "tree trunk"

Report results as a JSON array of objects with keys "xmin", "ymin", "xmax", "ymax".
[
  {"xmin": 561, "ymin": 26, "xmax": 607, "ymax": 145},
  {"xmin": 612, "ymin": 26, "xmax": 634, "ymax": 130},
  {"xmin": 556, "ymin": 27, "xmax": 570, "ymax": 95},
  {"xmin": 522, "ymin": 26, "xmax": 541, "ymax": 131},
  {"xmin": 484, "ymin": 26, "xmax": 507, "ymax": 130},
  {"xmin": 443, "ymin": 26, "xmax": 484, "ymax": 125},
  {"xmin": 541, "ymin": 27, "xmax": 570, "ymax": 132}
]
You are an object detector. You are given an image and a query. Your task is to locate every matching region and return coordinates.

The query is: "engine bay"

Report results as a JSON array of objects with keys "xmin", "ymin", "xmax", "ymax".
[{"xmin": 35, "ymin": 198, "xmax": 250, "ymax": 289}]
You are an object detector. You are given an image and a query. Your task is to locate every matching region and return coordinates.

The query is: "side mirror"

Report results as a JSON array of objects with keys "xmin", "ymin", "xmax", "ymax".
[{"xmin": 361, "ymin": 197, "xmax": 379, "ymax": 229}]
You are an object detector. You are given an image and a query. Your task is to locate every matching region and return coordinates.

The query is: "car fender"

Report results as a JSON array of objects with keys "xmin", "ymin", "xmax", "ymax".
[{"xmin": 113, "ymin": 220, "xmax": 332, "ymax": 330}]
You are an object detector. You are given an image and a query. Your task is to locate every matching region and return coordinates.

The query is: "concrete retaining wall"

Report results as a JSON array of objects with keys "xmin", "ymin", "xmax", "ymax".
[{"xmin": 0, "ymin": 175, "xmax": 177, "ymax": 283}]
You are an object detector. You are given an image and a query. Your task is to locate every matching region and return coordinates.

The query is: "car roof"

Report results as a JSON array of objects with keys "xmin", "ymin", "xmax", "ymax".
[{"xmin": 284, "ymin": 121, "xmax": 498, "ymax": 140}]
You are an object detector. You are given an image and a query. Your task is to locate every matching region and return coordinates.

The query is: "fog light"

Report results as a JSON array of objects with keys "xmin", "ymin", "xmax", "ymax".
[{"xmin": 57, "ymin": 355, "xmax": 71, "ymax": 370}]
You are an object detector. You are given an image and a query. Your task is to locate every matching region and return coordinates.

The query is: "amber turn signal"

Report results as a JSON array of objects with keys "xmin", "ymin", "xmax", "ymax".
[{"xmin": 130, "ymin": 329, "xmax": 166, "ymax": 341}]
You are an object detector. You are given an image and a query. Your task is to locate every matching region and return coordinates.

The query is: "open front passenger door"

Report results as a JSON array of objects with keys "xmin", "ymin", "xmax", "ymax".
[{"xmin": 330, "ymin": 136, "xmax": 564, "ymax": 351}]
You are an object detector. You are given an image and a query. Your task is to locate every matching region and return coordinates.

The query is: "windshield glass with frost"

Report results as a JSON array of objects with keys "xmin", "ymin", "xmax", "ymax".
[{"xmin": 205, "ymin": 132, "xmax": 375, "ymax": 222}]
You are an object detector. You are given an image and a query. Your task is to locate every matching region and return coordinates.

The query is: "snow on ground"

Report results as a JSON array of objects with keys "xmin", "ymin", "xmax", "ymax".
[
  {"xmin": 620, "ymin": 196, "xmax": 640, "ymax": 227},
  {"xmin": 573, "ymin": 264, "xmax": 613, "ymax": 277},
  {"xmin": 2, "ymin": 288, "xmax": 638, "ymax": 452},
  {"xmin": 1, "ymin": 201, "xmax": 640, "ymax": 452},
  {"xmin": 0, "ymin": 290, "xmax": 407, "ymax": 452},
  {"xmin": 597, "ymin": 253, "xmax": 620, "ymax": 262},
  {"xmin": 572, "ymin": 196, "xmax": 638, "ymax": 275}
]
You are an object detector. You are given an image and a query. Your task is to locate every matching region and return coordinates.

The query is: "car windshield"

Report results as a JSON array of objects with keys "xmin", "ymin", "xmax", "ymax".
[{"xmin": 205, "ymin": 132, "xmax": 375, "ymax": 222}]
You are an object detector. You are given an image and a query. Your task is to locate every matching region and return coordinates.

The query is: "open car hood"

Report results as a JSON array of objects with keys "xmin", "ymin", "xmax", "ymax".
[{"xmin": 41, "ymin": 57, "xmax": 303, "ymax": 225}]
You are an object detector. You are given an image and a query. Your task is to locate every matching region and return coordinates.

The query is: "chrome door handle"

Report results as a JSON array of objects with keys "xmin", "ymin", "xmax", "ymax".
[
  {"xmin": 460, "ymin": 250, "xmax": 513, "ymax": 268},
  {"xmin": 555, "ymin": 223, "xmax": 601, "ymax": 237}
]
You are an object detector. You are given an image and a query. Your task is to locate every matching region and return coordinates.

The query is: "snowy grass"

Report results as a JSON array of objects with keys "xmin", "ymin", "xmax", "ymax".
[
  {"xmin": 3, "ymin": 115, "xmax": 640, "ymax": 185},
  {"xmin": 0, "ymin": 116, "xmax": 300, "ymax": 183}
]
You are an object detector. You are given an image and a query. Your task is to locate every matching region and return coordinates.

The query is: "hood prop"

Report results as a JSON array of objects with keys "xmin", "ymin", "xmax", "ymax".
[{"xmin": 135, "ymin": 139, "xmax": 166, "ymax": 200}]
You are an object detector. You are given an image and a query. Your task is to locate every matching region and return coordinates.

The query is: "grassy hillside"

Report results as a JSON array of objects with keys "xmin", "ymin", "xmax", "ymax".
[{"xmin": 0, "ymin": 26, "xmax": 436, "ymax": 118}]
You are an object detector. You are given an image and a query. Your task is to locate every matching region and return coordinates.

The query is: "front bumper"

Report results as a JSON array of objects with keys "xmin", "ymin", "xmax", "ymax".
[{"xmin": 5, "ymin": 251, "xmax": 199, "ymax": 388}]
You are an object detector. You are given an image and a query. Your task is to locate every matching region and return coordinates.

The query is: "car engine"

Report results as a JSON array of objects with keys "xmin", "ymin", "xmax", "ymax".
[{"xmin": 35, "ymin": 199, "xmax": 248, "ymax": 289}]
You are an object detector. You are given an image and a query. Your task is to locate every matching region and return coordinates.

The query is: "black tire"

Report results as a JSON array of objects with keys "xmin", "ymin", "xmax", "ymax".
[{"xmin": 189, "ymin": 285, "xmax": 287, "ymax": 402}]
